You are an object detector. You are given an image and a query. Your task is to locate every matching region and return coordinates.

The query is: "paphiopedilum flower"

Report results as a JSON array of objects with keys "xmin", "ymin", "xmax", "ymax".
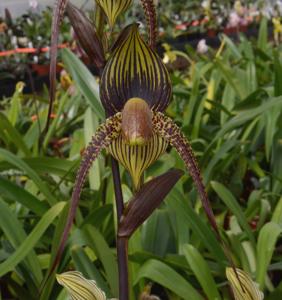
[
  {"xmin": 47, "ymin": 3, "xmax": 227, "ymax": 298},
  {"xmin": 53, "ymin": 23, "xmax": 221, "ymax": 268}
]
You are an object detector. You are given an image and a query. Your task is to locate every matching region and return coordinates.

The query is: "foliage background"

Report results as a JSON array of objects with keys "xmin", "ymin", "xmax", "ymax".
[{"xmin": 0, "ymin": 2, "xmax": 282, "ymax": 300}]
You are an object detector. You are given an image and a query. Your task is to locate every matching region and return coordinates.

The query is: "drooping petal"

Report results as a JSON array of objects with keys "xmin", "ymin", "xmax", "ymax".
[
  {"xmin": 152, "ymin": 112, "xmax": 246, "ymax": 285},
  {"xmin": 100, "ymin": 24, "xmax": 171, "ymax": 116},
  {"xmin": 226, "ymin": 268, "xmax": 264, "ymax": 300},
  {"xmin": 95, "ymin": 0, "xmax": 132, "ymax": 28},
  {"xmin": 108, "ymin": 133, "xmax": 168, "ymax": 190},
  {"xmin": 140, "ymin": 0, "xmax": 157, "ymax": 49},
  {"xmin": 57, "ymin": 271, "xmax": 106, "ymax": 300},
  {"xmin": 66, "ymin": 3, "xmax": 105, "ymax": 69},
  {"xmin": 47, "ymin": 113, "xmax": 122, "ymax": 277},
  {"xmin": 152, "ymin": 112, "xmax": 220, "ymax": 238},
  {"xmin": 118, "ymin": 169, "xmax": 183, "ymax": 237}
]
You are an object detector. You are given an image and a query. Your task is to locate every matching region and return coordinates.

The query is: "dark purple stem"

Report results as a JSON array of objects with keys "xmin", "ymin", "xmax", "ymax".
[
  {"xmin": 111, "ymin": 157, "xmax": 129, "ymax": 300},
  {"xmin": 117, "ymin": 237, "xmax": 129, "ymax": 300}
]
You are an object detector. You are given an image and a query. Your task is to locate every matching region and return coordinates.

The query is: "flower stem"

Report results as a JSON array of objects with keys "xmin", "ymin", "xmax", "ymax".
[
  {"xmin": 111, "ymin": 157, "xmax": 129, "ymax": 299},
  {"xmin": 117, "ymin": 237, "xmax": 129, "ymax": 300}
]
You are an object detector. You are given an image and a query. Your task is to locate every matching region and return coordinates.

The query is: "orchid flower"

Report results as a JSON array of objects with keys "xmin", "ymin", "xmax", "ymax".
[
  {"xmin": 45, "ymin": 0, "xmax": 247, "ymax": 299},
  {"xmin": 50, "ymin": 10, "xmax": 221, "ymax": 263}
]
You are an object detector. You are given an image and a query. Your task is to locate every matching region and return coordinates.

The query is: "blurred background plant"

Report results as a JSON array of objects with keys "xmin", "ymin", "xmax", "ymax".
[
  {"xmin": 0, "ymin": 6, "xmax": 71, "ymax": 81},
  {"xmin": 0, "ymin": 0, "xmax": 282, "ymax": 300}
]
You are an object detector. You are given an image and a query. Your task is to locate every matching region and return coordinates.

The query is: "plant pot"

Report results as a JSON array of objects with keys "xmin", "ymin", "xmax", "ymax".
[{"xmin": 31, "ymin": 63, "xmax": 63, "ymax": 76}]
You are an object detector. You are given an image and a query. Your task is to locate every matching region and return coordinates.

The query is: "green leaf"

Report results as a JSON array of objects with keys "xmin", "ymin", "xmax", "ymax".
[
  {"xmin": 61, "ymin": 48, "xmax": 105, "ymax": 119},
  {"xmin": 211, "ymin": 181, "xmax": 255, "ymax": 246},
  {"xmin": 23, "ymin": 157, "xmax": 76, "ymax": 179},
  {"xmin": 215, "ymin": 59, "xmax": 245, "ymax": 100},
  {"xmin": 0, "ymin": 112, "xmax": 31, "ymax": 157},
  {"xmin": 166, "ymin": 189, "xmax": 226, "ymax": 265},
  {"xmin": 214, "ymin": 96, "xmax": 282, "ymax": 140},
  {"xmin": 257, "ymin": 17, "xmax": 268, "ymax": 51},
  {"xmin": 0, "ymin": 177, "xmax": 48, "ymax": 215},
  {"xmin": 0, "ymin": 148, "xmax": 57, "ymax": 205},
  {"xmin": 0, "ymin": 202, "xmax": 66, "ymax": 277},
  {"xmin": 83, "ymin": 225, "xmax": 119, "ymax": 297},
  {"xmin": 135, "ymin": 259, "xmax": 203, "ymax": 300},
  {"xmin": 222, "ymin": 34, "xmax": 242, "ymax": 60},
  {"xmin": 265, "ymin": 107, "xmax": 280, "ymax": 161},
  {"xmin": 274, "ymin": 50, "xmax": 282, "ymax": 97},
  {"xmin": 183, "ymin": 244, "xmax": 221, "ymax": 300},
  {"xmin": 272, "ymin": 197, "xmax": 282, "ymax": 226},
  {"xmin": 71, "ymin": 246, "xmax": 111, "ymax": 297},
  {"xmin": 0, "ymin": 197, "xmax": 43, "ymax": 285},
  {"xmin": 142, "ymin": 209, "xmax": 175, "ymax": 257},
  {"xmin": 256, "ymin": 222, "xmax": 282, "ymax": 289}
]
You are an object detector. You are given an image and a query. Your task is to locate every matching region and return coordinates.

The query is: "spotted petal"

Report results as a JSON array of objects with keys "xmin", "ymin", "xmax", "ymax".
[
  {"xmin": 47, "ymin": 113, "xmax": 122, "ymax": 278},
  {"xmin": 96, "ymin": 0, "xmax": 132, "ymax": 28},
  {"xmin": 226, "ymin": 268, "xmax": 264, "ymax": 300},
  {"xmin": 152, "ymin": 112, "xmax": 220, "ymax": 238},
  {"xmin": 140, "ymin": 0, "xmax": 157, "ymax": 49},
  {"xmin": 100, "ymin": 24, "xmax": 171, "ymax": 116}
]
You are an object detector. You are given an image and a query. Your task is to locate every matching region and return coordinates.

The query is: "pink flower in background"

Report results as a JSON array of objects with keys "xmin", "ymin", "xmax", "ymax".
[
  {"xmin": 29, "ymin": 0, "xmax": 38, "ymax": 9},
  {"xmin": 228, "ymin": 11, "xmax": 241, "ymax": 27}
]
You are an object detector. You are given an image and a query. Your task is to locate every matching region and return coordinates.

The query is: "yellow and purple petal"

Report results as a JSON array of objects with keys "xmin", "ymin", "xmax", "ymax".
[
  {"xmin": 100, "ymin": 24, "xmax": 171, "ymax": 116},
  {"xmin": 57, "ymin": 271, "xmax": 106, "ymax": 300},
  {"xmin": 226, "ymin": 268, "xmax": 264, "ymax": 300}
]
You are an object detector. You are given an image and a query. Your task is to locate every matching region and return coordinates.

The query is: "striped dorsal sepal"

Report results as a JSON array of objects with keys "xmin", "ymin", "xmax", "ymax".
[{"xmin": 100, "ymin": 24, "xmax": 171, "ymax": 116}]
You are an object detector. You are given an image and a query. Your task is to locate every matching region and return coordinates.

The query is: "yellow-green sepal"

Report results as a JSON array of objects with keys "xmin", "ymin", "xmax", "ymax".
[{"xmin": 95, "ymin": 0, "xmax": 132, "ymax": 28}]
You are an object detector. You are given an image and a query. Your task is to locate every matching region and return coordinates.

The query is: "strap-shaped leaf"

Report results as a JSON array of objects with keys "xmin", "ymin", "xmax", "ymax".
[
  {"xmin": 226, "ymin": 268, "xmax": 264, "ymax": 300},
  {"xmin": 47, "ymin": 113, "xmax": 122, "ymax": 277},
  {"xmin": 100, "ymin": 24, "xmax": 171, "ymax": 115},
  {"xmin": 57, "ymin": 271, "xmax": 106, "ymax": 300},
  {"xmin": 118, "ymin": 169, "xmax": 183, "ymax": 237},
  {"xmin": 66, "ymin": 3, "xmax": 105, "ymax": 69},
  {"xmin": 96, "ymin": 0, "xmax": 132, "ymax": 28},
  {"xmin": 108, "ymin": 133, "xmax": 168, "ymax": 190}
]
